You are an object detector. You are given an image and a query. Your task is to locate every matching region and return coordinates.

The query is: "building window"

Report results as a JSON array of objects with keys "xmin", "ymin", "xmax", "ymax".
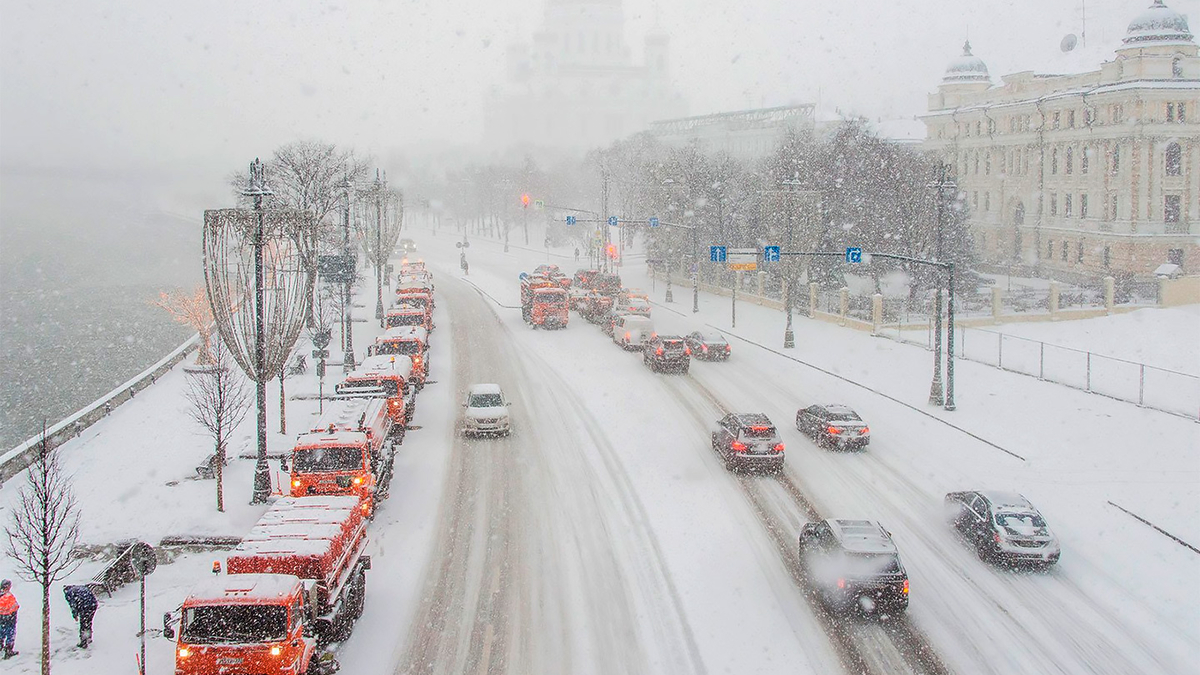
[
  {"xmin": 1061, "ymin": 241, "xmax": 1068, "ymax": 261},
  {"xmin": 1178, "ymin": 102, "xmax": 1186, "ymax": 123},
  {"xmin": 1067, "ymin": 110, "xmax": 1076, "ymax": 128},
  {"xmin": 988, "ymin": 119, "xmax": 996, "ymax": 135},
  {"xmin": 1111, "ymin": 104, "xmax": 1123, "ymax": 124},
  {"xmin": 1165, "ymin": 142, "xmax": 1182, "ymax": 176},
  {"xmin": 1081, "ymin": 146, "xmax": 1089, "ymax": 174},
  {"xmin": 1165, "ymin": 195, "xmax": 1182, "ymax": 223},
  {"xmin": 1109, "ymin": 194, "xmax": 1118, "ymax": 220},
  {"xmin": 1077, "ymin": 241, "xmax": 1084, "ymax": 263},
  {"xmin": 1050, "ymin": 193, "xmax": 1058, "ymax": 216},
  {"xmin": 974, "ymin": 154, "xmax": 979, "ymax": 174},
  {"xmin": 1084, "ymin": 108, "xmax": 1095, "ymax": 126},
  {"xmin": 976, "ymin": 121, "xmax": 982, "ymax": 135},
  {"xmin": 1066, "ymin": 146, "xmax": 1074, "ymax": 174},
  {"xmin": 1052, "ymin": 111, "xmax": 1061, "ymax": 129},
  {"xmin": 985, "ymin": 192, "xmax": 990, "ymax": 211},
  {"xmin": 1103, "ymin": 246, "xmax": 1111, "ymax": 267},
  {"xmin": 1051, "ymin": 148, "xmax": 1058, "ymax": 174},
  {"xmin": 1168, "ymin": 248, "xmax": 1184, "ymax": 266},
  {"xmin": 972, "ymin": 191, "xmax": 979, "ymax": 209},
  {"xmin": 1167, "ymin": 103, "xmax": 1176, "ymax": 122},
  {"xmin": 1110, "ymin": 145, "xmax": 1120, "ymax": 174},
  {"xmin": 1048, "ymin": 240, "xmax": 1054, "ymax": 258},
  {"xmin": 1065, "ymin": 194, "xmax": 1073, "ymax": 217},
  {"xmin": 1080, "ymin": 194, "xmax": 1088, "ymax": 218},
  {"xmin": 985, "ymin": 153, "xmax": 991, "ymax": 175},
  {"xmin": 1174, "ymin": 58, "xmax": 1184, "ymax": 78}
]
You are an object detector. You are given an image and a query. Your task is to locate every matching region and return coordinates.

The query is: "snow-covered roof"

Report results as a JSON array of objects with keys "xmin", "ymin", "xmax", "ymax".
[
  {"xmin": 468, "ymin": 383, "xmax": 504, "ymax": 395},
  {"xmin": 270, "ymin": 496, "xmax": 361, "ymax": 512},
  {"xmin": 1124, "ymin": 0, "xmax": 1194, "ymax": 48},
  {"xmin": 350, "ymin": 355, "xmax": 414, "ymax": 377},
  {"xmin": 242, "ymin": 523, "xmax": 344, "ymax": 542},
  {"xmin": 943, "ymin": 41, "xmax": 991, "ymax": 84},
  {"xmin": 830, "ymin": 520, "xmax": 897, "ymax": 554},
  {"xmin": 185, "ymin": 573, "xmax": 301, "ymax": 605},
  {"xmin": 294, "ymin": 430, "xmax": 368, "ymax": 447},
  {"xmin": 381, "ymin": 326, "xmax": 429, "ymax": 341},
  {"xmin": 980, "ymin": 491, "xmax": 1035, "ymax": 512}
]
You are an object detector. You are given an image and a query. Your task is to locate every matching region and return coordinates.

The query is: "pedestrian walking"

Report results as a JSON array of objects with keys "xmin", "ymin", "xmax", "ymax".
[
  {"xmin": 0, "ymin": 579, "xmax": 18, "ymax": 659},
  {"xmin": 460, "ymin": 252, "xmax": 469, "ymax": 276},
  {"xmin": 574, "ymin": 247, "xmax": 580, "ymax": 262},
  {"xmin": 63, "ymin": 585, "xmax": 98, "ymax": 648}
]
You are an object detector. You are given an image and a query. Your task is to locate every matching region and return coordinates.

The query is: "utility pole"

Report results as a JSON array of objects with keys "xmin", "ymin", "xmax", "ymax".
[
  {"xmin": 374, "ymin": 170, "xmax": 385, "ymax": 328},
  {"xmin": 600, "ymin": 169, "xmax": 610, "ymax": 273},
  {"xmin": 341, "ymin": 176, "xmax": 354, "ymax": 374},
  {"xmin": 243, "ymin": 159, "xmax": 273, "ymax": 505}
]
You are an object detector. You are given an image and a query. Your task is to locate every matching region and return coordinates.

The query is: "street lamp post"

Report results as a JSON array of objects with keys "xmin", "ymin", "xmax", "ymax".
[
  {"xmin": 340, "ymin": 176, "xmax": 354, "ymax": 374},
  {"xmin": 665, "ymin": 251, "xmax": 674, "ymax": 302},
  {"xmin": 373, "ymin": 171, "xmax": 385, "ymax": 328},
  {"xmin": 242, "ymin": 159, "xmax": 273, "ymax": 504},
  {"xmin": 928, "ymin": 163, "xmax": 954, "ymax": 406}
]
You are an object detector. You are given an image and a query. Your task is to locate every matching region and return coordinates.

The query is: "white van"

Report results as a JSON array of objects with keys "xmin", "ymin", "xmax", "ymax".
[{"xmin": 612, "ymin": 315, "xmax": 655, "ymax": 350}]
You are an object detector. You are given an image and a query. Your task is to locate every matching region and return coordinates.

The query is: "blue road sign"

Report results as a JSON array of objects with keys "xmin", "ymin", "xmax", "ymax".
[
  {"xmin": 710, "ymin": 246, "xmax": 727, "ymax": 262},
  {"xmin": 519, "ymin": 272, "xmax": 529, "ymax": 281},
  {"xmin": 845, "ymin": 247, "xmax": 863, "ymax": 263},
  {"xmin": 608, "ymin": 216, "xmax": 619, "ymax": 227},
  {"xmin": 763, "ymin": 245, "xmax": 781, "ymax": 262},
  {"xmin": 565, "ymin": 215, "xmax": 577, "ymax": 225},
  {"xmin": 648, "ymin": 217, "xmax": 660, "ymax": 228}
]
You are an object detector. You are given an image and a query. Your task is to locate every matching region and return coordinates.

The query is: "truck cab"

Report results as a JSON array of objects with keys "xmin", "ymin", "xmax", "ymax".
[
  {"xmin": 369, "ymin": 327, "xmax": 429, "ymax": 388},
  {"xmin": 385, "ymin": 305, "xmax": 432, "ymax": 332},
  {"xmin": 288, "ymin": 398, "xmax": 394, "ymax": 514},
  {"xmin": 528, "ymin": 287, "xmax": 569, "ymax": 328},
  {"xmin": 336, "ymin": 355, "xmax": 416, "ymax": 427},
  {"xmin": 173, "ymin": 574, "xmax": 330, "ymax": 675}
]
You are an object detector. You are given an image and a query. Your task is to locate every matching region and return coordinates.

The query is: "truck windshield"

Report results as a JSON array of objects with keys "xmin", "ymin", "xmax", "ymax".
[
  {"xmin": 377, "ymin": 341, "xmax": 421, "ymax": 356},
  {"xmin": 181, "ymin": 605, "xmax": 287, "ymax": 644},
  {"xmin": 339, "ymin": 379, "xmax": 400, "ymax": 397},
  {"xmin": 294, "ymin": 446, "xmax": 362, "ymax": 472}
]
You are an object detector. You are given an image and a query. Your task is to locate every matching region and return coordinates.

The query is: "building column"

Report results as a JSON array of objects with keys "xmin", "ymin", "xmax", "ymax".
[
  {"xmin": 839, "ymin": 287, "xmax": 849, "ymax": 326},
  {"xmin": 1049, "ymin": 280, "xmax": 1061, "ymax": 317},
  {"xmin": 991, "ymin": 287, "xmax": 1003, "ymax": 321},
  {"xmin": 1104, "ymin": 275, "xmax": 1115, "ymax": 314},
  {"xmin": 872, "ymin": 293, "xmax": 883, "ymax": 335}
]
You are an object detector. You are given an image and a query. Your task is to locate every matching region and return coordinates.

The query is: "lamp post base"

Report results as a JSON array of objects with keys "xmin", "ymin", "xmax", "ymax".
[
  {"xmin": 251, "ymin": 461, "xmax": 272, "ymax": 504},
  {"xmin": 928, "ymin": 377, "xmax": 944, "ymax": 406},
  {"xmin": 784, "ymin": 329, "xmax": 795, "ymax": 349},
  {"xmin": 665, "ymin": 288, "xmax": 673, "ymax": 303}
]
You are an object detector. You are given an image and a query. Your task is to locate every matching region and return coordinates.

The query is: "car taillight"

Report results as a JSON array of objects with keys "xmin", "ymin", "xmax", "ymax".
[
  {"xmin": 656, "ymin": 347, "xmax": 664, "ymax": 356},
  {"xmin": 684, "ymin": 347, "xmax": 691, "ymax": 355},
  {"xmin": 651, "ymin": 332, "xmax": 657, "ymax": 339},
  {"xmin": 827, "ymin": 426, "xmax": 842, "ymax": 434},
  {"xmin": 731, "ymin": 441, "xmax": 747, "ymax": 452},
  {"xmin": 725, "ymin": 344, "xmax": 731, "ymax": 352},
  {"xmin": 902, "ymin": 579, "xmax": 910, "ymax": 595},
  {"xmin": 702, "ymin": 345, "xmax": 708, "ymax": 352},
  {"xmin": 773, "ymin": 443, "xmax": 785, "ymax": 453},
  {"xmin": 836, "ymin": 578, "xmax": 845, "ymax": 589},
  {"xmin": 994, "ymin": 532, "xmax": 1002, "ymax": 543},
  {"xmin": 625, "ymin": 331, "xmax": 631, "ymax": 340},
  {"xmin": 860, "ymin": 426, "xmax": 870, "ymax": 434}
]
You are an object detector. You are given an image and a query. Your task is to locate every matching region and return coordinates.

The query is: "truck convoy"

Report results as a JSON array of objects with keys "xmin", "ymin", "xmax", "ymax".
[
  {"xmin": 287, "ymin": 397, "xmax": 396, "ymax": 516},
  {"xmin": 170, "ymin": 495, "xmax": 370, "ymax": 675},
  {"xmin": 519, "ymin": 273, "xmax": 570, "ymax": 328},
  {"xmin": 336, "ymin": 355, "xmax": 417, "ymax": 428},
  {"xmin": 369, "ymin": 326, "xmax": 430, "ymax": 388}
]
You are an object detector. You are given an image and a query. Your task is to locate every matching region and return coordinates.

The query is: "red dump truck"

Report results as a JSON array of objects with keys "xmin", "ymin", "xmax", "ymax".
[
  {"xmin": 520, "ymin": 273, "xmax": 569, "ymax": 328},
  {"xmin": 287, "ymin": 397, "xmax": 396, "ymax": 516},
  {"xmin": 168, "ymin": 495, "xmax": 369, "ymax": 675}
]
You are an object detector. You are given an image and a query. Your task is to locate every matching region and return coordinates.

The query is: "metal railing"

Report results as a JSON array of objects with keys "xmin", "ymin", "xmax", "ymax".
[{"xmin": 955, "ymin": 328, "xmax": 1199, "ymax": 419}]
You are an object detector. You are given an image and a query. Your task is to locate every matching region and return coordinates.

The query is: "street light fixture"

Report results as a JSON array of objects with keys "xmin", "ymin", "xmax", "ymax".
[{"xmin": 241, "ymin": 158, "xmax": 274, "ymax": 505}]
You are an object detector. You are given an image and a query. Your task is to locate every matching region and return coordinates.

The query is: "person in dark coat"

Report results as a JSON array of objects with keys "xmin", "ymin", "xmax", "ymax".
[{"xmin": 63, "ymin": 585, "xmax": 98, "ymax": 648}]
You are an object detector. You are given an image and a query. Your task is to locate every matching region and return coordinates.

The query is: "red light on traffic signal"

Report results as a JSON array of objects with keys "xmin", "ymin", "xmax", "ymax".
[{"xmin": 521, "ymin": 193, "xmax": 531, "ymax": 207}]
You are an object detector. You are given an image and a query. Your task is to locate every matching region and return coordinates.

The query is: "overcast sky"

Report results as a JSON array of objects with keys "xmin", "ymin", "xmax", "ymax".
[{"xmin": 0, "ymin": 0, "xmax": 1150, "ymax": 188}]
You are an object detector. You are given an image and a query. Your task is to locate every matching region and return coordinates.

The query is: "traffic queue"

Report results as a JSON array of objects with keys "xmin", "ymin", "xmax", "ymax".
[{"xmin": 166, "ymin": 260, "xmax": 436, "ymax": 675}]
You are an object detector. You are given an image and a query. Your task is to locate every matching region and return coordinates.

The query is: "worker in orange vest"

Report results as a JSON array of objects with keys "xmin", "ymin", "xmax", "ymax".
[{"xmin": 0, "ymin": 579, "xmax": 17, "ymax": 659}]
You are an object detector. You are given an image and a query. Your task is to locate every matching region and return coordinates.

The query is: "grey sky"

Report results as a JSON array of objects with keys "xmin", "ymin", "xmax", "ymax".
[{"xmin": 1, "ymin": 0, "xmax": 1143, "ymax": 185}]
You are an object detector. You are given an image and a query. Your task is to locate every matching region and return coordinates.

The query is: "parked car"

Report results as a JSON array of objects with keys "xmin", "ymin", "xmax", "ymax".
[
  {"xmin": 796, "ymin": 404, "xmax": 870, "ymax": 449},
  {"xmin": 643, "ymin": 335, "xmax": 690, "ymax": 373},
  {"xmin": 711, "ymin": 413, "xmax": 784, "ymax": 473},
  {"xmin": 798, "ymin": 519, "xmax": 909, "ymax": 614},
  {"xmin": 461, "ymin": 384, "xmax": 511, "ymax": 437},
  {"xmin": 684, "ymin": 331, "xmax": 731, "ymax": 361},
  {"xmin": 612, "ymin": 315, "xmax": 655, "ymax": 349},
  {"xmin": 944, "ymin": 491, "xmax": 1061, "ymax": 568}
]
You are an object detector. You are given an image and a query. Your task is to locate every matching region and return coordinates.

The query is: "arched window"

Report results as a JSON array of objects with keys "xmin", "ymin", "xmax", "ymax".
[
  {"xmin": 1174, "ymin": 58, "xmax": 1184, "ymax": 79},
  {"xmin": 1165, "ymin": 142, "xmax": 1182, "ymax": 176}
]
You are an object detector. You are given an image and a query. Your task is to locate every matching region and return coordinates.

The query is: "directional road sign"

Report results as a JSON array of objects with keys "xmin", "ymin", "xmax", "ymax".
[
  {"xmin": 608, "ymin": 216, "xmax": 619, "ymax": 227},
  {"xmin": 710, "ymin": 246, "xmax": 727, "ymax": 262},
  {"xmin": 534, "ymin": 199, "xmax": 545, "ymax": 210},
  {"xmin": 519, "ymin": 272, "xmax": 529, "ymax": 281},
  {"xmin": 648, "ymin": 217, "xmax": 660, "ymax": 228},
  {"xmin": 845, "ymin": 247, "xmax": 863, "ymax": 263},
  {"xmin": 565, "ymin": 215, "xmax": 577, "ymax": 225},
  {"xmin": 763, "ymin": 245, "xmax": 781, "ymax": 262}
]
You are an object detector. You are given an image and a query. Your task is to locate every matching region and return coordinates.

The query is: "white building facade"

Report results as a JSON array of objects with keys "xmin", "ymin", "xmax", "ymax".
[
  {"xmin": 922, "ymin": 1, "xmax": 1199, "ymax": 281},
  {"xmin": 484, "ymin": 0, "xmax": 685, "ymax": 153}
]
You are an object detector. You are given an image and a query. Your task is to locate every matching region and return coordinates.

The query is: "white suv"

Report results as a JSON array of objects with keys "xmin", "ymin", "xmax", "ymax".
[
  {"xmin": 612, "ymin": 315, "xmax": 655, "ymax": 350},
  {"xmin": 462, "ymin": 383, "xmax": 511, "ymax": 436}
]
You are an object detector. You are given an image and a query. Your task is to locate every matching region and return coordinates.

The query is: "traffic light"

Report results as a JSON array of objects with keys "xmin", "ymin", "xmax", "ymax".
[
  {"xmin": 521, "ymin": 193, "xmax": 531, "ymax": 208},
  {"xmin": 606, "ymin": 243, "xmax": 618, "ymax": 259}
]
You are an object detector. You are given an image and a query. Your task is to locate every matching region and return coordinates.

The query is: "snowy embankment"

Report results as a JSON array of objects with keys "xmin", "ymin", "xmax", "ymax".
[{"xmin": 0, "ymin": 266, "xmax": 451, "ymax": 675}]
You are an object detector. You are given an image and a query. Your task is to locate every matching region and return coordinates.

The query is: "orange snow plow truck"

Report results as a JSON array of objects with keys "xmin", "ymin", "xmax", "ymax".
[
  {"xmin": 168, "ymin": 495, "xmax": 369, "ymax": 675},
  {"xmin": 520, "ymin": 273, "xmax": 569, "ymax": 328},
  {"xmin": 335, "ymin": 355, "xmax": 416, "ymax": 428},
  {"xmin": 286, "ymin": 397, "xmax": 396, "ymax": 516}
]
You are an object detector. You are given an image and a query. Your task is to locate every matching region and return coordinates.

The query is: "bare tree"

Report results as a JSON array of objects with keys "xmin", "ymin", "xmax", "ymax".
[
  {"xmin": 185, "ymin": 346, "xmax": 252, "ymax": 512},
  {"xmin": 4, "ymin": 427, "xmax": 81, "ymax": 675},
  {"xmin": 153, "ymin": 286, "xmax": 216, "ymax": 366}
]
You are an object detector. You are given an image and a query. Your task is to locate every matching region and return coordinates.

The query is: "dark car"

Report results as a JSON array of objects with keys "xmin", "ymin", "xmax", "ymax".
[
  {"xmin": 944, "ymin": 491, "xmax": 1061, "ymax": 568},
  {"xmin": 798, "ymin": 519, "xmax": 909, "ymax": 614},
  {"xmin": 796, "ymin": 404, "xmax": 871, "ymax": 449},
  {"xmin": 573, "ymin": 268, "xmax": 600, "ymax": 288},
  {"xmin": 643, "ymin": 335, "xmax": 690, "ymax": 373},
  {"xmin": 711, "ymin": 413, "xmax": 784, "ymax": 473},
  {"xmin": 684, "ymin": 331, "xmax": 731, "ymax": 361}
]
